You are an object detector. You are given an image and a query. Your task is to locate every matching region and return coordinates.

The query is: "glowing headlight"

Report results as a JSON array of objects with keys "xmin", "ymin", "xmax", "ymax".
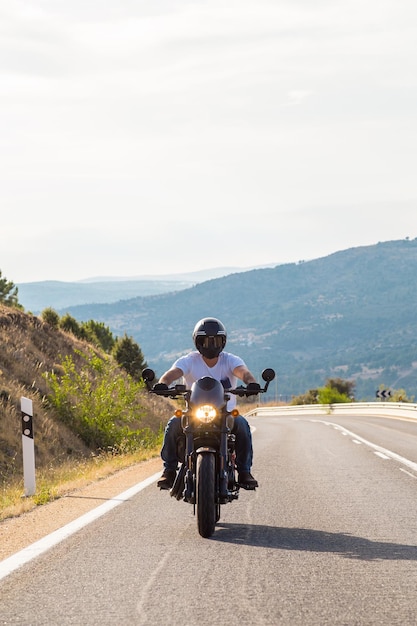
[{"xmin": 195, "ymin": 405, "xmax": 217, "ymax": 423}]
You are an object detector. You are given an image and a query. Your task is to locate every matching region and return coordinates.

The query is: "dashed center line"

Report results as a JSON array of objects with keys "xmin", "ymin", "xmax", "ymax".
[
  {"xmin": 399, "ymin": 468, "xmax": 417, "ymax": 480},
  {"xmin": 313, "ymin": 419, "xmax": 417, "ymax": 475}
]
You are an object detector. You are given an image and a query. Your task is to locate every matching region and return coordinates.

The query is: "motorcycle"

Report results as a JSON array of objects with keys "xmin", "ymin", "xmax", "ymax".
[{"xmin": 142, "ymin": 367, "xmax": 276, "ymax": 538}]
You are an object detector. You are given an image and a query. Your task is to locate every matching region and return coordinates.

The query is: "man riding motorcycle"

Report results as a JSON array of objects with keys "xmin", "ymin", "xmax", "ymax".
[{"xmin": 154, "ymin": 317, "xmax": 261, "ymax": 490}]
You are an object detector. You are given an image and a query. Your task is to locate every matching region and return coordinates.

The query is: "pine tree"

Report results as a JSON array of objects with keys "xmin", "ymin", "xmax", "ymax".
[
  {"xmin": 0, "ymin": 271, "xmax": 21, "ymax": 308},
  {"xmin": 113, "ymin": 334, "xmax": 147, "ymax": 380}
]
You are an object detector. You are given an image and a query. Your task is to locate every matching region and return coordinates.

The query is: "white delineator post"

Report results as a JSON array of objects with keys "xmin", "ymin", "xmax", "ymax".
[{"xmin": 20, "ymin": 397, "xmax": 36, "ymax": 496}]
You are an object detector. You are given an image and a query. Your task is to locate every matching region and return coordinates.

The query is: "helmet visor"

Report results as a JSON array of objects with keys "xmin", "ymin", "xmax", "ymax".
[
  {"xmin": 195, "ymin": 334, "xmax": 225, "ymax": 357},
  {"xmin": 201, "ymin": 336, "xmax": 224, "ymax": 350}
]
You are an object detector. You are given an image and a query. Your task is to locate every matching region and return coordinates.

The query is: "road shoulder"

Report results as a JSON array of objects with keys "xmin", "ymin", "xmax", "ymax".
[{"xmin": 0, "ymin": 457, "xmax": 162, "ymax": 561}]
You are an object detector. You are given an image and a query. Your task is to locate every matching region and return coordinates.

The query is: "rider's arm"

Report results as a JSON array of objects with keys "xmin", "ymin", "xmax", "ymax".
[
  {"xmin": 158, "ymin": 366, "xmax": 184, "ymax": 386},
  {"xmin": 233, "ymin": 365, "xmax": 258, "ymax": 385}
]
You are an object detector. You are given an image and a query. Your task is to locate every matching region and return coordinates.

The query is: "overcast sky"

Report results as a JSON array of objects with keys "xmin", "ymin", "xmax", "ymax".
[{"xmin": 1, "ymin": 0, "xmax": 416, "ymax": 283}]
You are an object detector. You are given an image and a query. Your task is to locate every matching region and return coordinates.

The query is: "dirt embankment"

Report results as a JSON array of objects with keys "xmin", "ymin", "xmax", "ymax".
[{"xmin": 0, "ymin": 303, "xmax": 170, "ymax": 480}]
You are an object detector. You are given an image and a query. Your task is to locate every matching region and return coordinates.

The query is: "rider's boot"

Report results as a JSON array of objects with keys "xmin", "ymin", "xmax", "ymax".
[
  {"xmin": 237, "ymin": 471, "xmax": 258, "ymax": 490},
  {"xmin": 157, "ymin": 469, "xmax": 176, "ymax": 490}
]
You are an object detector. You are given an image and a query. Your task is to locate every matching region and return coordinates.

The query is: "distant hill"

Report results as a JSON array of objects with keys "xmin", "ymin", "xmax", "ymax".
[
  {"xmin": 17, "ymin": 265, "xmax": 275, "ymax": 312},
  {"xmin": 76, "ymin": 266, "xmax": 270, "ymax": 283},
  {"xmin": 16, "ymin": 279, "xmax": 193, "ymax": 313},
  {"xmin": 61, "ymin": 239, "xmax": 417, "ymax": 401}
]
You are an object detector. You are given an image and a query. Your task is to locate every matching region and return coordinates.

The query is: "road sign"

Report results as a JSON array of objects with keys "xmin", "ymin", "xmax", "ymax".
[{"xmin": 376, "ymin": 389, "xmax": 391, "ymax": 399}]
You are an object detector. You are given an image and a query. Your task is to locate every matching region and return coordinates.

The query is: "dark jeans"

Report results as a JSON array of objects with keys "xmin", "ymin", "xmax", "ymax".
[{"xmin": 161, "ymin": 414, "xmax": 254, "ymax": 473}]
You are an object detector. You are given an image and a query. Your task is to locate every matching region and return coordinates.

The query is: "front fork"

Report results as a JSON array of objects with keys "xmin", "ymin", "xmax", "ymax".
[
  {"xmin": 183, "ymin": 427, "xmax": 231, "ymax": 503},
  {"xmin": 218, "ymin": 427, "xmax": 229, "ymax": 501},
  {"xmin": 183, "ymin": 428, "xmax": 195, "ymax": 503}
]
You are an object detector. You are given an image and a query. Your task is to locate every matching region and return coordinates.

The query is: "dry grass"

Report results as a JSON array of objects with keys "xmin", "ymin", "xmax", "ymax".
[
  {"xmin": 0, "ymin": 303, "xmax": 174, "ymax": 521},
  {"xmin": 0, "ymin": 444, "xmax": 161, "ymax": 521},
  {"xmin": 0, "ymin": 306, "xmax": 98, "ymax": 480}
]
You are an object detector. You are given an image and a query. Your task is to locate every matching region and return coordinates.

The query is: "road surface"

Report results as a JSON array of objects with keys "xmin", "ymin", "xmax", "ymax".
[{"xmin": 1, "ymin": 413, "xmax": 416, "ymax": 625}]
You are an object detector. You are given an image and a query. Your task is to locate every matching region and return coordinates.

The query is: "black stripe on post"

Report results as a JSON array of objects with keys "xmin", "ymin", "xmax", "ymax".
[{"xmin": 21, "ymin": 412, "xmax": 34, "ymax": 439}]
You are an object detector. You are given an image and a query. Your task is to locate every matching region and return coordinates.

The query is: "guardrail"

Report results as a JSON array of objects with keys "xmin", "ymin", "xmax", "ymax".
[{"xmin": 246, "ymin": 402, "xmax": 417, "ymax": 421}]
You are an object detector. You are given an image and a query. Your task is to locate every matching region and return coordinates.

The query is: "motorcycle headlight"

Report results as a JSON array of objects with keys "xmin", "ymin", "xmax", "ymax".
[{"xmin": 195, "ymin": 404, "xmax": 217, "ymax": 423}]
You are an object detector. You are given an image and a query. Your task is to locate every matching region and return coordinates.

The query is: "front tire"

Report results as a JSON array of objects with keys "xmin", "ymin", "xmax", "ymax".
[{"xmin": 196, "ymin": 453, "xmax": 216, "ymax": 538}]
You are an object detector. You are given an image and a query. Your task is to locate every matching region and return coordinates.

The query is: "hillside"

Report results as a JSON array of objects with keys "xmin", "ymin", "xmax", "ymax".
[
  {"xmin": 0, "ymin": 305, "xmax": 168, "ymax": 484},
  {"xmin": 61, "ymin": 239, "xmax": 417, "ymax": 400}
]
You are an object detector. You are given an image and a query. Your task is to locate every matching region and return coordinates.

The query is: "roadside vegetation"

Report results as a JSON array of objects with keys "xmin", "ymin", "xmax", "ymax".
[
  {"xmin": 0, "ymin": 270, "xmax": 172, "ymax": 521},
  {"xmin": 290, "ymin": 377, "xmax": 414, "ymax": 405},
  {"xmin": 0, "ymin": 270, "xmax": 22, "ymax": 309},
  {"xmin": 1, "ymin": 448, "xmax": 162, "ymax": 521},
  {"xmin": 290, "ymin": 378, "xmax": 356, "ymax": 405}
]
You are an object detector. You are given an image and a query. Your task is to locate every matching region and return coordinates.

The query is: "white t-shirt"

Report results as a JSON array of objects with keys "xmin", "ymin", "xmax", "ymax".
[{"xmin": 173, "ymin": 351, "xmax": 246, "ymax": 410}]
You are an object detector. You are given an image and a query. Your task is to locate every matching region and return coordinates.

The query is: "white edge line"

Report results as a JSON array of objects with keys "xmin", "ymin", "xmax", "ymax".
[
  {"xmin": 0, "ymin": 471, "xmax": 161, "ymax": 582},
  {"xmin": 374, "ymin": 451, "xmax": 391, "ymax": 460},
  {"xmin": 315, "ymin": 420, "xmax": 417, "ymax": 474}
]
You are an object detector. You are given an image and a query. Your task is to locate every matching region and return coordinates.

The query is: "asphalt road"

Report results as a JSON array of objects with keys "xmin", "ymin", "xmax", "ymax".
[{"xmin": 1, "ymin": 413, "xmax": 417, "ymax": 625}]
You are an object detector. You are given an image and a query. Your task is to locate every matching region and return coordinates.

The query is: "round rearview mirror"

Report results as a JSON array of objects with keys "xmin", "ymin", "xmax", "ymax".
[
  {"xmin": 142, "ymin": 368, "xmax": 155, "ymax": 382},
  {"xmin": 261, "ymin": 368, "xmax": 276, "ymax": 382}
]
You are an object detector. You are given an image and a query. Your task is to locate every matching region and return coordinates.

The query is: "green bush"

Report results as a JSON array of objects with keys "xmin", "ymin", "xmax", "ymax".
[
  {"xmin": 317, "ymin": 386, "xmax": 352, "ymax": 404},
  {"xmin": 291, "ymin": 377, "xmax": 355, "ymax": 405},
  {"xmin": 81, "ymin": 320, "xmax": 115, "ymax": 353},
  {"xmin": 41, "ymin": 307, "xmax": 60, "ymax": 328},
  {"xmin": 59, "ymin": 313, "xmax": 84, "ymax": 338},
  {"xmin": 44, "ymin": 349, "xmax": 158, "ymax": 452}
]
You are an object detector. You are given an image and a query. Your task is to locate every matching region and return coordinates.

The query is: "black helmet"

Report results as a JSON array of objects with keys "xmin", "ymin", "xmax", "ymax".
[{"xmin": 193, "ymin": 317, "xmax": 227, "ymax": 359}]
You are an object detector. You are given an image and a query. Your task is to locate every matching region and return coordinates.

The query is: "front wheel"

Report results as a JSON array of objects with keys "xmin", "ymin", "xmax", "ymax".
[{"xmin": 196, "ymin": 453, "xmax": 216, "ymax": 538}]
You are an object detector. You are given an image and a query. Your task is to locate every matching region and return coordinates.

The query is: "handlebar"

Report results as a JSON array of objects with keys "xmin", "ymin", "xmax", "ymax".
[
  {"xmin": 150, "ymin": 384, "xmax": 269, "ymax": 399},
  {"xmin": 151, "ymin": 384, "xmax": 187, "ymax": 399},
  {"xmin": 142, "ymin": 367, "xmax": 276, "ymax": 398},
  {"xmin": 229, "ymin": 385, "xmax": 265, "ymax": 397}
]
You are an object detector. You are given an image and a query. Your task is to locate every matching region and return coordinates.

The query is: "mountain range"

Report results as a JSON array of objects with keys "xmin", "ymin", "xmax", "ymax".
[
  {"xmin": 18, "ymin": 239, "xmax": 417, "ymax": 401},
  {"xmin": 17, "ymin": 265, "xmax": 274, "ymax": 312}
]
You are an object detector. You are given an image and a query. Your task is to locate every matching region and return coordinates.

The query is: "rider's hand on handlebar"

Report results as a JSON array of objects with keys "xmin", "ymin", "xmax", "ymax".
[
  {"xmin": 246, "ymin": 382, "xmax": 261, "ymax": 396},
  {"xmin": 152, "ymin": 383, "xmax": 169, "ymax": 392}
]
